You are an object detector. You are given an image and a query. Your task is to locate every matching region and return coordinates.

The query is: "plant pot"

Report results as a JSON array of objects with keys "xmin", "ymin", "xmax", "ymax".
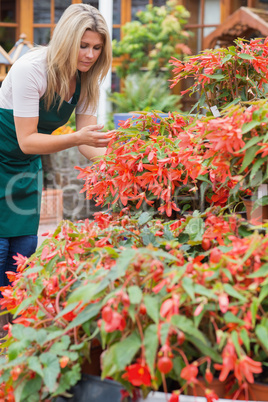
[
  {"xmin": 40, "ymin": 188, "xmax": 63, "ymax": 225},
  {"xmin": 81, "ymin": 340, "xmax": 103, "ymax": 377},
  {"xmin": 248, "ymin": 381, "xmax": 268, "ymax": 401},
  {"xmin": 55, "ymin": 374, "xmax": 127, "ymax": 402},
  {"xmin": 113, "ymin": 113, "xmax": 139, "ymax": 129},
  {"xmin": 113, "ymin": 113, "xmax": 169, "ymax": 129},
  {"xmin": 243, "ymin": 199, "xmax": 268, "ymax": 224},
  {"xmin": 186, "ymin": 378, "xmax": 226, "ymax": 398}
]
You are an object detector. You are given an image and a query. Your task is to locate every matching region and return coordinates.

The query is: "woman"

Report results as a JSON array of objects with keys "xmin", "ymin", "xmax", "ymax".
[{"xmin": 0, "ymin": 4, "xmax": 113, "ymax": 286}]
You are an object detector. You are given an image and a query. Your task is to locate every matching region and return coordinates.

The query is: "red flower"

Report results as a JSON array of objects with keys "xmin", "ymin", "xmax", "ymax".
[
  {"xmin": 180, "ymin": 363, "xmax": 198, "ymax": 383},
  {"xmin": 122, "ymin": 363, "xmax": 151, "ymax": 386},
  {"xmin": 205, "ymin": 388, "xmax": 219, "ymax": 402},
  {"xmin": 234, "ymin": 356, "xmax": 262, "ymax": 384}
]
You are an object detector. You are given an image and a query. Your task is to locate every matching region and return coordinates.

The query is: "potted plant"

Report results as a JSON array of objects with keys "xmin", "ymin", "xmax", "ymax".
[
  {"xmin": 107, "ymin": 72, "xmax": 180, "ymax": 129},
  {"xmin": 169, "ymin": 37, "xmax": 268, "ymax": 112},
  {"xmin": 0, "ymin": 210, "xmax": 267, "ymax": 401},
  {"xmin": 112, "ymin": 0, "xmax": 191, "ymax": 80}
]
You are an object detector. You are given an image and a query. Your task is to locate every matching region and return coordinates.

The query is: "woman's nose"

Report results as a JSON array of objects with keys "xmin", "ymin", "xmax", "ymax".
[{"xmin": 87, "ymin": 48, "xmax": 94, "ymax": 58}]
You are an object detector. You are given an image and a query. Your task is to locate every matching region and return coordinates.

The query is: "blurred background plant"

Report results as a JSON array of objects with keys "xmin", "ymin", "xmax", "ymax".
[
  {"xmin": 112, "ymin": 0, "xmax": 191, "ymax": 80},
  {"xmin": 105, "ymin": 72, "xmax": 181, "ymax": 129}
]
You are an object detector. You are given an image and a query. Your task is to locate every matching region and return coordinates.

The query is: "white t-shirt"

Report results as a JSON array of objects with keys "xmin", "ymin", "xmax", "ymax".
[{"xmin": 0, "ymin": 47, "xmax": 96, "ymax": 117}]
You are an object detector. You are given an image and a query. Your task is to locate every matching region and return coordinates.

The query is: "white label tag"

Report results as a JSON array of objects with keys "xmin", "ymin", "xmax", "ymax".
[
  {"xmin": 210, "ymin": 105, "xmax": 221, "ymax": 117},
  {"xmin": 258, "ymin": 184, "xmax": 268, "ymax": 199}
]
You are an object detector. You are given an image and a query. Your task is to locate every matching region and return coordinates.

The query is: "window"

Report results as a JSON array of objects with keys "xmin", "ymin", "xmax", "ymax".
[
  {"xmin": 184, "ymin": 0, "xmax": 220, "ymax": 53},
  {"xmin": 33, "ymin": 0, "xmax": 72, "ymax": 45},
  {"xmin": 0, "ymin": 0, "xmax": 17, "ymax": 51}
]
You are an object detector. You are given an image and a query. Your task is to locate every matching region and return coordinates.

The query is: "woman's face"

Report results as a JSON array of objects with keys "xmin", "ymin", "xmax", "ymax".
[{"xmin": 77, "ymin": 30, "xmax": 103, "ymax": 72}]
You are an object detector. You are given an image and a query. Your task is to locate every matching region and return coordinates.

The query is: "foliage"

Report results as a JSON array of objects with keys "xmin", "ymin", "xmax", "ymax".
[
  {"xmin": 0, "ymin": 210, "xmax": 267, "ymax": 401},
  {"xmin": 76, "ymin": 99, "xmax": 268, "ymax": 219},
  {"xmin": 113, "ymin": 0, "xmax": 191, "ymax": 79},
  {"xmin": 170, "ymin": 37, "xmax": 268, "ymax": 113},
  {"xmin": 108, "ymin": 72, "xmax": 180, "ymax": 114}
]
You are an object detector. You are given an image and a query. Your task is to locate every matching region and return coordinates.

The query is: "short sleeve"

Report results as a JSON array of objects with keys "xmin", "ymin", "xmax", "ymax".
[
  {"xmin": 76, "ymin": 98, "xmax": 97, "ymax": 116},
  {"xmin": 11, "ymin": 57, "xmax": 46, "ymax": 118}
]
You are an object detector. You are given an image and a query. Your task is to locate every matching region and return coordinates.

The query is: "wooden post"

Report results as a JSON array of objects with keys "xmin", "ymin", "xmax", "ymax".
[
  {"xmin": 19, "ymin": 0, "xmax": 33, "ymax": 43},
  {"xmin": 220, "ymin": 0, "xmax": 232, "ymax": 23}
]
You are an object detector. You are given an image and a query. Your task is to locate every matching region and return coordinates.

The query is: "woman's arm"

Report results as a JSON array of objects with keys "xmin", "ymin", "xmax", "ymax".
[
  {"xmin": 14, "ymin": 115, "xmax": 110, "ymax": 155},
  {"xmin": 76, "ymin": 114, "xmax": 110, "ymax": 161}
]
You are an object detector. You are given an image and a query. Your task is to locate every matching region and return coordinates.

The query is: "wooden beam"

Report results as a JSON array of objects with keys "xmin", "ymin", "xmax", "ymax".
[
  {"xmin": 204, "ymin": 7, "xmax": 268, "ymax": 49},
  {"xmin": 220, "ymin": 0, "xmax": 232, "ymax": 23},
  {"xmin": 19, "ymin": 0, "xmax": 33, "ymax": 43}
]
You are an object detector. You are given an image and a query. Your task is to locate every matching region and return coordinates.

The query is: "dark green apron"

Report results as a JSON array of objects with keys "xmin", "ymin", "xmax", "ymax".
[{"xmin": 0, "ymin": 78, "xmax": 81, "ymax": 237}]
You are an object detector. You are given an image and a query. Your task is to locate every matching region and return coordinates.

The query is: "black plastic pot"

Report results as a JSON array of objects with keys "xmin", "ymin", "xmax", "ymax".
[{"xmin": 55, "ymin": 374, "xmax": 128, "ymax": 402}]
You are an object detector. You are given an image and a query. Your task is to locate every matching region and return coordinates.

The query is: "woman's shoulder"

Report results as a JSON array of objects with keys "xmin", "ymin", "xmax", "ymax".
[
  {"xmin": 7, "ymin": 47, "xmax": 48, "ymax": 95},
  {"xmin": 12, "ymin": 47, "xmax": 47, "ymax": 75}
]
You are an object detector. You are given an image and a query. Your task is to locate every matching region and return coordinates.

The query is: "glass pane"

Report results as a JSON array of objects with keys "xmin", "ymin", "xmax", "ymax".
[
  {"xmin": 34, "ymin": 28, "xmax": 51, "ymax": 46},
  {"xmin": 113, "ymin": 0, "xmax": 121, "ymax": 24},
  {"xmin": 0, "ymin": 0, "xmax": 16, "ymax": 23},
  {"xmin": 153, "ymin": 0, "xmax": 166, "ymax": 6},
  {"xmin": 131, "ymin": 0, "xmax": 148, "ymax": 20},
  {"xmin": 112, "ymin": 27, "xmax": 120, "ymax": 42},
  {"xmin": 0, "ymin": 27, "xmax": 16, "ymax": 52},
  {"xmin": 204, "ymin": 0, "xmax": 220, "ymax": 37},
  {"xmin": 34, "ymin": 0, "xmax": 51, "ymax": 23},
  {"xmin": 55, "ymin": 0, "xmax": 72, "ymax": 23},
  {"xmin": 82, "ymin": 0, "xmax": 99, "ymax": 8},
  {"xmin": 111, "ymin": 72, "xmax": 120, "ymax": 93}
]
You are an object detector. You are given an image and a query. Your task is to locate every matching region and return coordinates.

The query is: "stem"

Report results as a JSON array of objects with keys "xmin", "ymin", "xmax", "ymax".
[
  {"xmin": 161, "ymin": 373, "xmax": 168, "ymax": 398},
  {"xmin": 226, "ymin": 64, "xmax": 236, "ymax": 100},
  {"xmin": 35, "ymin": 298, "xmax": 54, "ymax": 320},
  {"xmin": 135, "ymin": 313, "xmax": 146, "ymax": 362},
  {"xmin": 55, "ymin": 278, "xmax": 77, "ymax": 315}
]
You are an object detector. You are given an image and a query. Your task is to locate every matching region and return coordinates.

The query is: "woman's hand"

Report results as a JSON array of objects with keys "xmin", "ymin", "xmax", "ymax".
[{"xmin": 77, "ymin": 124, "xmax": 113, "ymax": 147}]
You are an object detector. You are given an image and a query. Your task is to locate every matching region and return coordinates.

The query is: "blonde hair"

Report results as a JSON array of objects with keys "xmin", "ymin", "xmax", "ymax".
[{"xmin": 45, "ymin": 3, "xmax": 112, "ymax": 113}]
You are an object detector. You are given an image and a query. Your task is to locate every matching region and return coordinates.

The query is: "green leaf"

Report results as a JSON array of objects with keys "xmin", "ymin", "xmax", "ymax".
[
  {"xmin": 248, "ymin": 263, "xmax": 268, "ymax": 278},
  {"xmin": 250, "ymin": 158, "xmax": 265, "ymax": 181},
  {"xmin": 223, "ymin": 284, "xmax": 246, "ymax": 302},
  {"xmin": 250, "ymin": 297, "xmax": 259, "ymax": 328},
  {"xmin": 224, "ymin": 312, "xmax": 245, "ymax": 326},
  {"xmin": 182, "ymin": 277, "xmax": 195, "ymax": 300},
  {"xmin": 28, "ymin": 356, "xmax": 44, "ymax": 378},
  {"xmin": 256, "ymin": 325, "xmax": 268, "ymax": 350},
  {"xmin": 259, "ymin": 284, "xmax": 268, "ymax": 303},
  {"xmin": 231, "ymin": 331, "xmax": 241, "ymax": 357},
  {"xmin": 102, "ymin": 332, "xmax": 141, "ymax": 377},
  {"xmin": 127, "ymin": 285, "xmax": 142, "ymax": 304},
  {"xmin": 138, "ymin": 211, "xmax": 154, "ymax": 226},
  {"xmin": 186, "ymin": 333, "xmax": 222, "ymax": 363},
  {"xmin": 20, "ymin": 376, "xmax": 42, "ymax": 401},
  {"xmin": 11, "ymin": 325, "xmax": 37, "ymax": 341},
  {"xmin": 171, "ymin": 315, "xmax": 208, "ymax": 345},
  {"xmin": 56, "ymin": 364, "xmax": 81, "ymax": 395},
  {"xmin": 144, "ymin": 324, "xmax": 158, "ymax": 374},
  {"xmin": 15, "ymin": 297, "xmax": 35, "ymax": 316},
  {"xmin": 241, "ymin": 121, "xmax": 260, "ymax": 135},
  {"xmin": 184, "ymin": 217, "xmax": 204, "ymax": 242},
  {"xmin": 143, "ymin": 295, "xmax": 159, "ymax": 323},
  {"xmin": 40, "ymin": 353, "xmax": 60, "ymax": 392},
  {"xmin": 238, "ymin": 53, "xmax": 255, "ymax": 60},
  {"xmin": 203, "ymin": 73, "xmax": 225, "ymax": 80},
  {"xmin": 141, "ymin": 227, "xmax": 157, "ymax": 246},
  {"xmin": 65, "ymin": 302, "xmax": 101, "ymax": 331},
  {"xmin": 239, "ymin": 145, "xmax": 259, "ymax": 173},
  {"xmin": 221, "ymin": 54, "xmax": 233, "ymax": 63},
  {"xmin": 240, "ymin": 328, "xmax": 250, "ymax": 353}
]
